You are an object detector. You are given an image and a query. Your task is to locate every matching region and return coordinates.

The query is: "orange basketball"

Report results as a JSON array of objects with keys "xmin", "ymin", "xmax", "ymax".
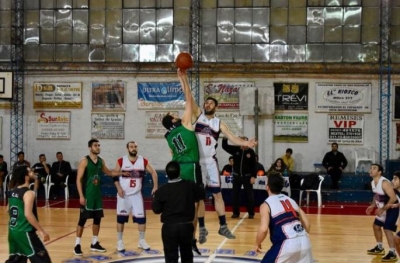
[{"xmin": 175, "ymin": 52, "xmax": 193, "ymax": 70}]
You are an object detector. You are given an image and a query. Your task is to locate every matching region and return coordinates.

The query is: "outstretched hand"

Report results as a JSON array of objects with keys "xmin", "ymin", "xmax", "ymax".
[{"xmin": 246, "ymin": 138, "xmax": 258, "ymax": 148}]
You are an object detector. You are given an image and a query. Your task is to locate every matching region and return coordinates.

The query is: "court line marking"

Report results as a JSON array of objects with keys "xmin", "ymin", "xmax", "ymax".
[{"xmin": 204, "ymin": 212, "xmax": 248, "ymax": 263}]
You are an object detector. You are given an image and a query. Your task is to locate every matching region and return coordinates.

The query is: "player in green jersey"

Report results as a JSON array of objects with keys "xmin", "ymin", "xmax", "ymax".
[
  {"xmin": 162, "ymin": 69, "xmax": 205, "ymax": 255},
  {"xmin": 73, "ymin": 139, "xmax": 128, "ymax": 256},
  {"xmin": 6, "ymin": 165, "xmax": 52, "ymax": 263}
]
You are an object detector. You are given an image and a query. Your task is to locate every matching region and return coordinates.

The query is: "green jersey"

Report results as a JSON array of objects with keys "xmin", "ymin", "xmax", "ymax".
[
  {"xmin": 165, "ymin": 123, "xmax": 199, "ymax": 163},
  {"xmin": 8, "ymin": 187, "xmax": 34, "ymax": 232},
  {"xmin": 82, "ymin": 156, "xmax": 103, "ymax": 210}
]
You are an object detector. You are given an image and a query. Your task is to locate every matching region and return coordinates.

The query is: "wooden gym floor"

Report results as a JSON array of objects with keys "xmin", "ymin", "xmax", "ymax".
[{"xmin": 0, "ymin": 198, "xmax": 393, "ymax": 263}]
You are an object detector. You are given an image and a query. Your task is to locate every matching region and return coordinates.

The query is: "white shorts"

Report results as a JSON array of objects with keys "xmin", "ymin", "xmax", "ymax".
[
  {"xmin": 264, "ymin": 235, "xmax": 313, "ymax": 263},
  {"xmin": 200, "ymin": 157, "xmax": 221, "ymax": 189},
  {"xmin": 116, "ymin": 193, "xmax": 145, "ymax": 219}
]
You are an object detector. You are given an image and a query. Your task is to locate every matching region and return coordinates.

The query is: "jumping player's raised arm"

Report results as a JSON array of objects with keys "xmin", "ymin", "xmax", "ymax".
[
  {"xmin": 177, "ymin": 69, "xmax": 194, "ymax": 130},
  {"xmin": 220, "ymin": 121, "xmax": 257, "ymax": 148}
]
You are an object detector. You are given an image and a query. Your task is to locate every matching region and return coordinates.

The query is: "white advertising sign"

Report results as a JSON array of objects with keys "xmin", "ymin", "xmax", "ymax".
[
  {"xmin": 316, "ymin": 83, "xmax": 371, "ymax": 113},
  {"xmin": 145, "ymin": 111, "xmax": 179, "ymax": 138},
  {"xmin": 328, "ymin": 114, "xmax": 364, "ymax": 144},
  {"xmin": 36, "ymin": 111, "xmax": 71, "ymax": 139},
  {"xmin": 215, "ymin": 112, "xmax": 243, "ymax": 137},
  {"xmin": 33, "ymin": 83, "xmax": 82, "ymax": 108},
  {"xmin": 91, "ymin": 113, "xmax": 125, "ymax": 139}
]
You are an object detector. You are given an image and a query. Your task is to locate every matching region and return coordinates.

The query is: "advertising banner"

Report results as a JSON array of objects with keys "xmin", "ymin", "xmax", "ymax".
[
  {"xmin": 273, "ymin": 113, "xmax": 308, "ymax": 142},
  {"xmin": 137, "ymin": 82, "xmax": 184, "ymax": 109},
  {"xmin": 36, "ymin": 111, "xmax": 71, "ymax": 139},
  {"xmin": 92, "ymin": 82, "xmax": 125, "ymax": 111},
  {"xmin": 145, "ymin": 111, "xmax": 179, "ymax": 138},
  {"xmin": 328, "ymin": 114, "xmax": 364, "ymax": 144},
  {"xmin": 316, "ymin": 83, "xmax": 371, "ymax": 112},
  {"xmin": 274, "ymin": 83, "xmax": 308, "ymax": 110},
  {"xmin": 91, "ymin": 113, "xmax": 125, "ymax": 139},
  {"xmin": 204, "ymin": 82, "xmax": 254, "ymax": 110},
  {"xmin": 33, "ymin": 83, "xmax": 82, "ymax": 108},
  {"xmin": 215, "ymin": 112, "xmax": 243, "ymax": 137}
]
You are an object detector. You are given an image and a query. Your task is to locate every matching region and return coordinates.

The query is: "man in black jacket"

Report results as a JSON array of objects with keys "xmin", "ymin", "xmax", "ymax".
[
  {"xmin": 222, "ymin": 137, "xmax": 257, "ymax": 219},
  {"xmin": 322, "ymin": 143, "xmax": 348, "ymax": 189},
  {"xmin": 152, "ymin": 161, "xmax": 201, "ymax": 263}
]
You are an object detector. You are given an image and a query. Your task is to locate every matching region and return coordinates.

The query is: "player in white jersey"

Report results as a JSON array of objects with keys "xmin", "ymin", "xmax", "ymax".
[
  {"xmin": 191, "ymin": 97, "xmax": 257, "ymax": 242},
  {"xmin": 255, "ymin": 174, "xmax": 313, "ymax": 263},
  {"xmin": 113, "ymin": 141, "xmax": 158, "ymax": 252},
  {"xmin": 366, "ymin": 164, "xmax": 398, "ymax": 262}
]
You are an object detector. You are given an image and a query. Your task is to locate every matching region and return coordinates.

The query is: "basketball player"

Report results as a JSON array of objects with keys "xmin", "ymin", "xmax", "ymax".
[
  {"xmin": 113, "ymin": 141, "xmax": 158, "ymax": 252},
  {"xmin": 389, "ymin": 171, "xmax": 400, "ymax": 258},
  {"xmin": 190, "ymin": 95, "xmax": 257, "ymax": 241},
  {"xmin": 255, "ymin": 174, "xmax": 313, "ymax": 263},
  {"xmin": 73, "ymin": 139, "xmax": 128, "ymax": 256},
  {"xmin": 6, "ymin": 165, "xmax": 52, "ymax": 263},
  {"xmin": 162, "ymin": 69, "xmax": 205, "ymax": 254},
  {"xmin": 366, "ymin": 164, "xmax": 398, "ymax": 262}
]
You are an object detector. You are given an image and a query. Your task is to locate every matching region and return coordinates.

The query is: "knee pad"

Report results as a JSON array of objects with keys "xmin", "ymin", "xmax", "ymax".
[
  {"xmin": 117, "ymin": 215, "xmax": 128, "ymax": 224},
  {"xmin": 77, "ymin": 217, "xmax": 87, "ymax": 227},
  {"xmin": 133, "ymin": 217, "xmax": 146, "ymax": 224},
  {"xmin": 93, "ymin": 217, "xmax": 101, "ymax": 225}
]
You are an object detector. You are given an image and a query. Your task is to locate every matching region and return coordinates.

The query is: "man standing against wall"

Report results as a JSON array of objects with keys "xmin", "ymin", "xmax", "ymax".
[
  {"xmin": 0, "ymin": 154, "xmax": 8, "ymax": 195},
  {"xmin": 190, "ymin": 95, "xmax": 257, "ymax": 241},
  {"xmin": 113, "ymin": 141, "xmax": 158, "ymax": 252},
  {"xmin": 73, "ymin": 139, "xmax": 127, "ymax": 256},
  {"xmin": 162, "ymin": 69, "xmax": 205, "ymax": 253},
  {"xmin": 322, "ymin": 143, "xmax": 348, "ymax": 189},
  {"xmin": 222, "ymin": 137, "xmax": 257, "ymax": 219},
  {"xmin": 51, "ymin": 151, "xmax": 72, "ymax": 198}
]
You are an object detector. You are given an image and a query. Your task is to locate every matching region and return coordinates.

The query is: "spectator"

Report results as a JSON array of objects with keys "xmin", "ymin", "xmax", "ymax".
[
  {"xmin": 221, "ymin": 156, "xmax": 234, "ymax": 176},
  {"xmin": 222, "ymin": 137, "xmax": 257, "ymax": 219},
  {"xmin": 255, "ymin": 154, "xmax": 265, "ymax": 176},
  {"xmin": 32, "ymin": 154, "xmax": 51, "ymax": 198},
  {"xmin": 51, "ymin": 151, "xmax": 72, "ymax": 198},
  {"xmin": 266, "ymin": 158, "xmax": 287, "ymax": 177},
  {"xmin": 281, "ymin": 148, "xmax": 294, "ymax": 172},
  {"xmin": 152, "ymin": 161, "xmax": 201, "ymax": 263},
  {"xmin": 12, "ymin": 151, "xmax": 30, "ymax": 172},
  {"xmin": 0, "ymin": 154, "xmax": 8, "ymax": 193},
  {"xmin": 322, "ymin": 143, "xmax": 348, "ymax": 189}
]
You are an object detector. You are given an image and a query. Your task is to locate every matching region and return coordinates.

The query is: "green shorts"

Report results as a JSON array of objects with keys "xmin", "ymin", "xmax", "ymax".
[{"xmin": 9, "ymin": 230, "xmax": 44, "ymax": 257}]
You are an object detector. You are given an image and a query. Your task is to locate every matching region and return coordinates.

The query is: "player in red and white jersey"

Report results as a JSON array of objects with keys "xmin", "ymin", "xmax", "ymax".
[
  {"xmin": 255, "ymin": 174, "xmax": 313, "ymax": 263},
  {"xmin": 191, "ymin": 96, "xmax": 257, "ymax": 243},
  {"xmin": 113, "ymin": 141, "xmax": 158, "ymax": 252}
]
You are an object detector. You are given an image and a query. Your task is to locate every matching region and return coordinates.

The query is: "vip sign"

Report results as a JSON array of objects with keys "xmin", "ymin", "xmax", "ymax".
[{"xmin": 328, "ymin": 114, "xmax": 364, "ymax": 144}]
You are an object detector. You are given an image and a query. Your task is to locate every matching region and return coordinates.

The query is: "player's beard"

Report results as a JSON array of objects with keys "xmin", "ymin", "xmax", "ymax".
[
  {"xmin": 204, "ymin": 107, "xmax": 215, "ymax": 115},
  {"xmin": 129, "ymin": 151, "xmax": 137, "ymax": 157}
]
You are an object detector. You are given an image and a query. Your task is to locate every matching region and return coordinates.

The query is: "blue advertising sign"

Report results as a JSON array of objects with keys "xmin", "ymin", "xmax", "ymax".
[{"xmin": 137, "ymin": 82, "xmax": 185, "ymax": 109}]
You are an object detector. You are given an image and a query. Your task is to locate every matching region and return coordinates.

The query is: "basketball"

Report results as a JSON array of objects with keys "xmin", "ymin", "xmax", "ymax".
[{"xmin": 175, "ymin": 52, "xmax": 193, "ymax": 70}]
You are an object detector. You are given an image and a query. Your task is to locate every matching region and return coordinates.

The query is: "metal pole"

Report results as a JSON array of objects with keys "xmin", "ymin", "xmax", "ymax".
[{"xmin": 254, "ymin": 89, "xmax": 259, "ymax": 155}]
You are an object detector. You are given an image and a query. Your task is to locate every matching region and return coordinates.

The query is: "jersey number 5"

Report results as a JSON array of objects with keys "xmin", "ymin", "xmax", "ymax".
[
  {"xmin": 280, "ymin": 199, "xmax": 297, "ymax": 217},
  {"xmin": 130, "ymin": 179, "xmax": 136, "ymax": 188}
]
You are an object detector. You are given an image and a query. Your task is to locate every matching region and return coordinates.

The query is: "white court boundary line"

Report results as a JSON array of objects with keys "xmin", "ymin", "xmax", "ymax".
[{"xmin": 204, "ymin": 213, "xmax": 249, "ymax": 263}]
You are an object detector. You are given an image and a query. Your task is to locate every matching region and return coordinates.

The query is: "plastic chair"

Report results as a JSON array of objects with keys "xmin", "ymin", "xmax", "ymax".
[
  {"xmin": 47, "ymin": 174, "xmax": 69, "ymax": 200},
  {"xmin": 355, "ymin": 147, "xmax": 375, "ymax": 170},
  {"xmin": 3, "ymin": 173, "xmax": 11, "ymax": 199},
  {"xmin": 299, "ymin": 175, "xmax": 325, "ymax": 208}
]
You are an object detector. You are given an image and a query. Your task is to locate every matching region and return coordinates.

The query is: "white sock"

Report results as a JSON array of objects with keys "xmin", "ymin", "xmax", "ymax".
[
  {"xmin": 92, "ymin": 236, "xmax": 98, "ymax": 245},
  {"xmin": 117, "ymin": 232, "xmax": 123, "ymax": 241},
  {"xmin": 390, "ymin": 248, "xmax": 396, "ymax": 253},
  {"xmin": 75, "ymin": 237, "xmax": 81, "ymax": 246},
  {"xmin": 377, "ymin": 242, "xmax": 383, "ymax": 249},
  {"xmin": 139, "ymin": 231, "xmax": 145, "ymax": 240}
]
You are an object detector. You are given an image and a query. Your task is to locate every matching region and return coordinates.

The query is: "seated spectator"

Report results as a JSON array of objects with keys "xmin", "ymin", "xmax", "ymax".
[
  {"xmin": 51, "ymin": 152, "xmax": 72, "ymax": 198},
  {"xmin": 255, "ymin": 155, "xmax": 265, "ymax": 176},
  {"xmin": 281, "ymin": 148, "xmax": 294, "ymax": 172},
  {"xmin": 0, "ymin": 154, "xmax": 8, "ymax": 193},
  {"xmin": 322, "ymin": 142, "xmax": 347, "ymax": 189},
  {"xmin": 221, "ymin": 156, "xmax": 234, "ymax": 175},
  {"xmin": 266, "ymin": 158, "xmax": 287, "ymax": 177},
  {"xmin": 12, "ymin": 151, "xmax": 30, "ymax": 172},
  {"xmin": 32, "ymin": 154, "xmax": 51, "ymax": 197}
]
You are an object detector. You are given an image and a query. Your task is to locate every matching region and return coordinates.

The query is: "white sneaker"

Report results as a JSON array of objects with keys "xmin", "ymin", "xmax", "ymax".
[
  {"xmin": 138, "ymin": 239, "xmax": 150, "ymax": 250},
  {"xmin": 117, "ymin": 240, "xmax": 125, "ymax": 252}
]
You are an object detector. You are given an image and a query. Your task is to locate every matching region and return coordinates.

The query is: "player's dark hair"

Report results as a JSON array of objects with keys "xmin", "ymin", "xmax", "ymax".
[
  {"xmin": 205, "ymin": 97, "xmax": 218, "ymax": 106},
  {"xmin": 166, "ymin": 161, "xmax": 180, "ymax": 180},
  {"xmin": 394, "ymin": 171, "xmax": 400, "ymax": 179},
  {"xmin": 371, "ymin": 163, "xmax": 384, "ymax": 173},
  {"xmin": 267, "ymin": 174, "xmax": 284, "ymax": 194},
  {"xmin": 126, "ymin": 141, "xmax": 136, "ymax": 148},
  {"xmin": 13, "ymin": 165, "xmax": 29, "ymax": 186},
  {"xmin": 88, "ymin": 139, "xmax": 99, "ymax": 147},
  {"xmin": 162, "ymin": 114, "xmax": 175, "ymax": 130}
]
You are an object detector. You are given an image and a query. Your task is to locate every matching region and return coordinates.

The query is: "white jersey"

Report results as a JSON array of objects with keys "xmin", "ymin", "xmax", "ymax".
[
  {"xmin": 371, "ymin": 176, "xmax": 390, "ymax": 221},
  {"xmin": 119, "ymin": 155, "xmax": 146, "ymax": 196},
  {"xmin": 194, "ymin": 113, "xmax": 221, "ymax": 159},
  {"xmin": 265, "ymin": 194, "xmax": 307, "ymax": 242}
]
